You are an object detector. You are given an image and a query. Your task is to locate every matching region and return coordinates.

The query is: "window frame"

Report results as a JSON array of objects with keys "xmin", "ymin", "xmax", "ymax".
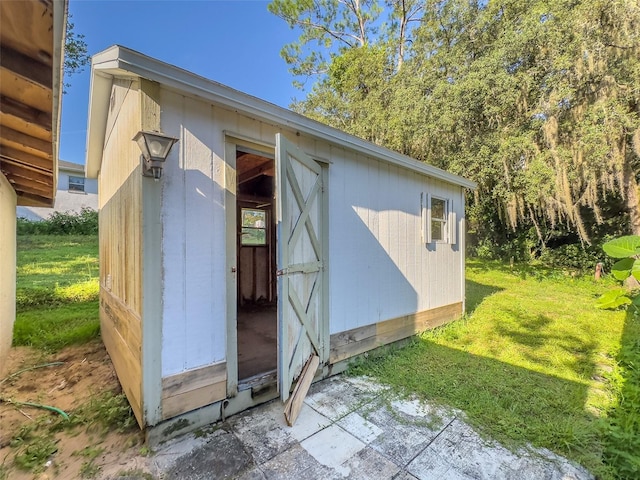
[
  {"xmin": 422, "ymin": 193, "xmax": 456, "ymax": 245},
  {"xmin": 430, "ymin": 196, "xmax": 448, "ymax": 243},
  {"xmin": 68, "ymin": 175, "xmax": 85, "ymax": 193},
  {"xmin": 240, "ymin": 207, "xmax": 268, "ymax": 246}
]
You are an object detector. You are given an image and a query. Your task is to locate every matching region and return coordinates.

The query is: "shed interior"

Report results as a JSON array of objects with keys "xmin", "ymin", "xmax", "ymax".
[{"xmin": 236, "ymin": 148, "xmax": 277, "ymax": 384}]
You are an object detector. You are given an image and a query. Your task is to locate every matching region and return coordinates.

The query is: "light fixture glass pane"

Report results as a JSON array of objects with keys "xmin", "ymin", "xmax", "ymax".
[{"xmin": 148, "ymin": 139, "xmax": 165, "ymax": 157}]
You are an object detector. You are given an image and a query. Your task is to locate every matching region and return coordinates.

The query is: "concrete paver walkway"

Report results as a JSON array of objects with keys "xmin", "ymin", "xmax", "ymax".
[{"xmin": 107, "ymin": 375, "xmax": 593, "ymax": 479}]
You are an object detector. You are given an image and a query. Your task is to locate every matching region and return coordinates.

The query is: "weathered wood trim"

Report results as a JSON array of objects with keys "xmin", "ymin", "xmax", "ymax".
[
  {"xmin": 140, "ymin": 78, "xmax": 164, "ymax": 426},
  {"xmin": 329, "ymin": 302, "xmax": 463, "ymax": 364},
  {"xmin": 100, "ymin": 288, "xmax": 142, "ymax": 362},
  {"xmin": 161, "ymin": 362, "xmax": 227, "ymax": 420},
  {"xmin": 224, "ymin": 139, "xmax": 239, "ymax": 396},
  {"xmin": 100, "ymin": 290, "xmax": 143, "ymax": 426}
]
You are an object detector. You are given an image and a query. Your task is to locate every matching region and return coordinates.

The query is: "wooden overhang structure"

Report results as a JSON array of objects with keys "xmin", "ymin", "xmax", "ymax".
[{"xmin": 0, "ymin": 0, "xmax": 67, "ymax": 206}]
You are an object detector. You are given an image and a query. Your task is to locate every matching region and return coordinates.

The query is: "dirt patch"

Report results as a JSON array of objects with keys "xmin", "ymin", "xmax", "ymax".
[{"xmin": 0, "ymin": 340, "xmax": 148, "ymax": 479}]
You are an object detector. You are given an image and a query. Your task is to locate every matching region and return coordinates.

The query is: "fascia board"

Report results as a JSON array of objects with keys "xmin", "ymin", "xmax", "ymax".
[
  {"xmin": 51, "ymin": 0, "xmax": 69, "ymax": 194},
  {"xmin": 88, "ymin": 45, "xmax": 477, "ymax": 190}
]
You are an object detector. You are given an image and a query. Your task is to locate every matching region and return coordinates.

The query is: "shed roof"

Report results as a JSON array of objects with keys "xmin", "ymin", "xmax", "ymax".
[
  {"xmin": 0, "ymin": 0, "xmax": 67, "ymax": 207},
  {"xmin": 86, "ymin": 45, "xmax": 476, "ymax": 190}
]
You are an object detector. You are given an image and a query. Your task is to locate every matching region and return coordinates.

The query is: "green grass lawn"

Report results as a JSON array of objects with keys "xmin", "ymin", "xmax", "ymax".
[
  {"xmin": 351, "ymin": 259, "xmax": 639, "ymax": 479},
  {"xmin": 14, "ymin": 235, "xmax": 99, "ymax": 351}
]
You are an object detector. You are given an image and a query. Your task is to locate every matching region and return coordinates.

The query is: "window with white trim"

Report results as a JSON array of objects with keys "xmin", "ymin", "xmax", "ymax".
[
  {"xmin": 422, "ymin": 193, "xmax": 456, "ymax": 245},
  {"xmin": 430, "ymin": 197, "xmax": 447, "ymax": 242},
  {"xmin": 68, "ymin": 176, "xmax": 85, "ymax": 193}
]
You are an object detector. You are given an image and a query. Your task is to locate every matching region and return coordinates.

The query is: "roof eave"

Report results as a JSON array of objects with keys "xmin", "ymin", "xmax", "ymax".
[{"xmin": 85, "ymin": 45, "xmax": 477, "ymax": 190}]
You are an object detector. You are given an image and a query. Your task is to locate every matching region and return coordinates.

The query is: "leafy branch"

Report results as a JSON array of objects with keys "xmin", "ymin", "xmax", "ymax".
[{"xmin": 596, "ymin": 235, "xmax": 640, "ymax": 311}]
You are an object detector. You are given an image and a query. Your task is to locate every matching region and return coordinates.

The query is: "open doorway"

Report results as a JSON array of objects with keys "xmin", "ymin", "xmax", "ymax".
[{"xmin": 235, "ymin": 148, "xmax": 277, "ymax": 385}]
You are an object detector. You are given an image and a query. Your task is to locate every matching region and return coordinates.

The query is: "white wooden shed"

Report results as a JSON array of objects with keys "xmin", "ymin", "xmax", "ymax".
[{"xmin": 85, "ymin": 45, "xmax": 476, "ymax": 441}]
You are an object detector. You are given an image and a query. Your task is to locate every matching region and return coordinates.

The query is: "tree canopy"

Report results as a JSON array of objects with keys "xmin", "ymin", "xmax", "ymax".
[{"xmin": 270, "ymin": 0, "xmax": 640, "ymax": 256}]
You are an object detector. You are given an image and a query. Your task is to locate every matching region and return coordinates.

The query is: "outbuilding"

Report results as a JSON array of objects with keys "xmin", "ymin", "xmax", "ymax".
[{"xmin": 85, "ymin": 45, "xmax": 476, "ymax": 441}]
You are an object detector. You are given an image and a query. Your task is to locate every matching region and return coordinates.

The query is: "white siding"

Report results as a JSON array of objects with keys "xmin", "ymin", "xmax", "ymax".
[
  {"xmin": 327, "ymin": 153, "xmax": 464, "ymax": 335},
  {"xmin": 160, "ymin": 90, "xmax": 227, "ymax": 376},
  {"xmin": 158, "ymin": 89, "xmax": 466, "ymax": 373},
  {"xmin": 0, "ymin": 172, "xmax": 17, "ymax": 366}
]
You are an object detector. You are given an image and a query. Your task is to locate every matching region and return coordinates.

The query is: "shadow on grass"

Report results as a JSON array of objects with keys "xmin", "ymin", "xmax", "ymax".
[
  {"xmin": 465, "ymin": 279, "xmax": 503, "ymax": 315},
  {"xmin": 351, "ymin": 337, "xmax": 609, "ymax": 476},
  {"xmin": 603, "ymin": 309, "xmax": 640, "ymax": 477}
]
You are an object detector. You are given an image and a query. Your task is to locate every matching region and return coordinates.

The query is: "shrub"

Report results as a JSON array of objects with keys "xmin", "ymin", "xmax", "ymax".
[
  {"xmin": 17, "ymin": 208, "xmax": 98, "ymax": 235},
  {"xmin": 538, "ymin": 242, "xmax": 609, "ymax": 272}
]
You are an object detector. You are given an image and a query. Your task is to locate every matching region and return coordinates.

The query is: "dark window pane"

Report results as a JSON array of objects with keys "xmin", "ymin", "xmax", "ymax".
[
  {"xmin": 432, "ymin": 198, "xmax": 445, "ymax": 219},
  {"xmin": 431, "ymin": 220, "xmax": 443, "ymax": 241}
]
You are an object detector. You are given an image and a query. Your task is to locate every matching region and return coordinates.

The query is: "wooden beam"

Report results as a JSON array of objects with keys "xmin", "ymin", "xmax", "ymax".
[
  {"xmin": 0, "ymin": 126, "xmax": 52, "ymax": 159},
  {"xmin": 0, "ymin": 145, "xmax": 53, "ymax": 171},
  {"xmin": 0, "ymin": 95, "xmax": 52, "ymax": 132},
  {"xmin": 0, "ymin": 161, "xmax": 54, "ymax": 185},
  {"xmin": 5, "ymin": 175, "xmax": 52, "ymax": 196},
  {"xmin": 0, "ymin": 46, "xmax": 52, "ymax": 89},
  {"xmin": 0, "ymin": 67, "xmax": 52, "ymax": 112},
  {"xmin": 238, "ymin": 159, "xmax": 274, "ymax": 185},
  {"xmin": 15, "ymin": 190, "xmax": 52, "ymax": 207},
  {"xmin": 0, "ymin": 1, "xmax": 54, "ymax": 65}
]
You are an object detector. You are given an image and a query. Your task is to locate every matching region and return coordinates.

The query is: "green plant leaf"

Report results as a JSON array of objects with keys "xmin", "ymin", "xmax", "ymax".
[
  {"xmin": 602, "ymin": 235, "xmax": 640, "ymax": 259},
  {"xmin": 596, "ymin": 289, "xmax": 632, "ymax": 309},
  {"xmin": 612, "ymin": 258, "xmax": 635, "ymax": 281},
  {"xmin": 632, "ymin": 260, "xmax": 640, "ymax": 281}
]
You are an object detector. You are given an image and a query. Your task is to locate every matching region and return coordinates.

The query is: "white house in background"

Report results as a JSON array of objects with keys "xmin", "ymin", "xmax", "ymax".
[{"xmin": 16, "ymin": 160, "xmax": 98, "ymax": 221}]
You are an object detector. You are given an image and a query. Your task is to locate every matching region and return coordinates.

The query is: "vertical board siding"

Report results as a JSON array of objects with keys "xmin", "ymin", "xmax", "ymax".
[
  {"xmin": 327, "ymin": 152, "xmax": 464, "ymax": 335},
  {"xmin": 156, "ymin": 89, "xmax": 465, "ymax": 377},
  {"xmin": 99, "ymin": 79, "xmax": 144, "ymax": 425},
  {"xmin": 160, "ymin": 90, "xmax": 226, "ymax": 376}
]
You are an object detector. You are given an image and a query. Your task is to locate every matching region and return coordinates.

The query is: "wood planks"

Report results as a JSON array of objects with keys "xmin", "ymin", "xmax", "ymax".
[
  {"xmin": 0, "ymin": 0, "xmax": 58, "ymax": 205},
  {"xmin": 330, "ymin": 302, "xmax": 463, "ymax": 364},
  {"xmin": 283, "ymin": 354, "xmax": 319, "ymax": 426},
  {"xmin": 98, "ymin": 80, "xmax": 144, "ymax": 426},
  {"xmin": 100, "ymin": 289, "xmax": 143, "ymax": 426},
  {"xmin": 161, "ymin": 363, "xmax": 227, "ymax": 420}
]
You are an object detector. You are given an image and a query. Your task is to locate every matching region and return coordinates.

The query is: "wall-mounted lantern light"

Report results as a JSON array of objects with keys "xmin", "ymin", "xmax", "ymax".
[{"xmin": 133, "ymin": 130, "xmax": 179, "ymax": 180}]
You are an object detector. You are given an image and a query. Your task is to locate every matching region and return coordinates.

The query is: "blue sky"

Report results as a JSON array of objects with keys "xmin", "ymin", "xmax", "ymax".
[{"xmin": 60, "ymin": 0, "xmax": 303, "ymax": 165}]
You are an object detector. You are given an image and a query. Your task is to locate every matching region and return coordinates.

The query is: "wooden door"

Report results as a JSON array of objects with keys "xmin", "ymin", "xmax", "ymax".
[{"xmin": 275, "ymin": 134, "xmax": 327, "ymax": 401}]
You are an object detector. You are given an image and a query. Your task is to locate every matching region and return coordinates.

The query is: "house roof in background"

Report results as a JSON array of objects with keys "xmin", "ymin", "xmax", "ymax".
[
  {"xmin": 0, "ymin": 0, "xmax": 67, "ymax": 207},
  {"xmin": 86, "ymin": 45, "xmax": 477, "ymax": 190},
  {"xmin": 59, "ymin": 159, "xmax": 84, "ymax": 174}
]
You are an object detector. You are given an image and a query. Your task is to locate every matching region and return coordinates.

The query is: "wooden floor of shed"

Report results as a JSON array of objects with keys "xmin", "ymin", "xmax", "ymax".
[{"xmin": 237, "ymin": 304, "xmax": 277, "ymax": 379}]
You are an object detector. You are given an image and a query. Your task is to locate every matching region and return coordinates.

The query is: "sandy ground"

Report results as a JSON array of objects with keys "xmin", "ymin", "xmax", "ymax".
[{"xmin": 0, "ymin": 340, "xmax": 147, "ymax": 480}]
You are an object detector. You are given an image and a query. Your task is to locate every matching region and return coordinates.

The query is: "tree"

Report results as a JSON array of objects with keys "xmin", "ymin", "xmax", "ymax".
[
  {"xmin": 63, "ymin": 14, "xmax": 90, "ymax": 91},
  {"xmin": 270, "ymin": 0, "xmax": 640, "ymax": 251}
]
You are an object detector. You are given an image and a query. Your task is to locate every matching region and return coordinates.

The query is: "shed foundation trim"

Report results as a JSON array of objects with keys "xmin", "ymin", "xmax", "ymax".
[
  {"xmin": 330, "ymin": 302, "xmax": 463, "ymax": 363},
  {"xmin": 161, "ymin": 363, "xmax": 227, "ymax": 421}
]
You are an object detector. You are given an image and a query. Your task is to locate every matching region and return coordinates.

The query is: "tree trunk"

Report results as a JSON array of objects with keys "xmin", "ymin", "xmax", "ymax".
[{"xmin": 623, "ymin": 158, "xmax": 640, "ymax": 235}]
